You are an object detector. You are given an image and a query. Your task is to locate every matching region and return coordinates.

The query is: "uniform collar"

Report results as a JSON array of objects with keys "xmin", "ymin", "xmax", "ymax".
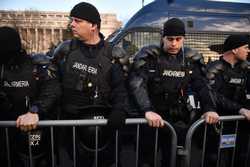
[
  {"xmin": 79, "ymin": 33, "xmax": 105, "ymax": 50},
  {"xmin": 220, "ymin": 56, "xmax": 242, "ymax": 69}
]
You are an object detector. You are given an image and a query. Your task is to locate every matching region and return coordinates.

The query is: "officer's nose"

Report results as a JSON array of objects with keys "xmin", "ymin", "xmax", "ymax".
[
  {"xmin": 70, "ymin": 21, "xmax": 75, "ymax": 28},
  {"xmin": 70, "ymin": 19, "xmax": 77, "ymax": 29},
  {"xmin": 171, "ymin": 40, "xmax": 177, "ymax": 47}
]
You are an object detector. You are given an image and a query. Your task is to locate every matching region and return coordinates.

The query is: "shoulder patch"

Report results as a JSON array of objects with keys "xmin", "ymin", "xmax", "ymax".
[
  {"xmin": 134, "ymin": 45, "xmax": 160, "ymax": 61},
  {"xmin": 133, "ymin": 45, "xmax": 160, "ymax": 69},
  {"xmin": 32, "ymin": 53, "xmax": 51, "ymax": 65},
  {"xmin": 206, "ymin": 60, "xmax": 224, "ymax": 80},
  {"xmin": 184, "ymin": 47, "xmax": 204, "ymax": 64},
  {"xmin": 52, "ymin": 40, "xmax": 73, "ymax": 64},
  {"xmin": 240, "ymin": 61, "xmax": 250, "ymax": 70}
]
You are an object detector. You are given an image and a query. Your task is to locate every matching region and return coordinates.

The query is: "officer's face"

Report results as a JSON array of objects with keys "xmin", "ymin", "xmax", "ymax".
[
  {"xmin": 70, "ymin": 17, "xmax": 97, "ymax": 42},
  {"xmin": 234, "ymin": 44, "xmax": 250, "ymax": 61},
  {"xmin": 162, "ymin": 36, "xmax": 184, "ymax": 55}
]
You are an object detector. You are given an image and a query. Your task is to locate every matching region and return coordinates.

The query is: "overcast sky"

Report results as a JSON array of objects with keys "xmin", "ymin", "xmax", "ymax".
[{"xmin": 0, "ymin": 0, "xmax": 249, "ymax": 24}]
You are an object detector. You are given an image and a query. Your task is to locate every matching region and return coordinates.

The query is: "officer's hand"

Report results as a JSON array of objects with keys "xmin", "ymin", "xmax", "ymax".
[
  {"xmin": 16, "ymin": 112, "xmax": 39, "ymax": 132},
  {"xmin": 239, "ymin": 108, "xmax": 250, "ymax": 121},
  {"xmin": 202, "ymin": 111, "xmax": 219, "ymax": 124},
  {"xmin": 145, "ymin": 111, "xmax": 164, "ymax": 128}
]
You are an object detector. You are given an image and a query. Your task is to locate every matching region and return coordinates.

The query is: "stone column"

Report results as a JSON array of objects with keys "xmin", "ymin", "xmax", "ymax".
[
  {"xmin": 51, "ymin": 28, "xmax": 54, "ymax": 44},
  {"xmin": 43, "ymin": 29, "xmax": 46, "ymax": 52},
  {"xmin": 35, "ymin": 28, "xmax": 38, "ymax": 52},
  {"xmin": 59, "ymin": 28, "xmax": 63, "ymax": 42},
  {"xmin": 27, "ymin": 28, "xmax": 31, "ymax": 53}
]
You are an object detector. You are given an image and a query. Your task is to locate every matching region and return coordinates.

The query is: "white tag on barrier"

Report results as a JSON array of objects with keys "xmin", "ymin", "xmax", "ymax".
[
  {"xmin": 188, "ymin": 95, "xmax": 196, "ymax": 109},
  {"xmin": 220, "ymin": 134, "xmax": 236, "ymax": 149}
]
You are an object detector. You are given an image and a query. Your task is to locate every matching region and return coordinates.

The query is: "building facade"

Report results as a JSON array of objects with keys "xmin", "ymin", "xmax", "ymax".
[{"xmin": 0, "ymin": 10, "xmax": 122, "ymax": 53}]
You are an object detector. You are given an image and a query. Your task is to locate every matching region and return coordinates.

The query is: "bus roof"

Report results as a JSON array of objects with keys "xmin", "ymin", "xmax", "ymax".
[{"xmin": 123, "ymin": 0, "xmax": 250, "ymax": 32}]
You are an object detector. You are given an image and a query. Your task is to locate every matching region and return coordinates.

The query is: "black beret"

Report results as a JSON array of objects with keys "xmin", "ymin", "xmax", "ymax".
[
  {"xmin": 70, "ymin": 2, "xmax": 101, "ymax": 24},
  {"xmin": 0, "ymin": 26, "xmax": 21, "ymax": 54},
  {"xmin": 223, "ymin": 34, "xmax": 249, "ymax": 52},
  {"xmin": 163, "ymin": 18, "xmax": 185, "ymax": 37}
]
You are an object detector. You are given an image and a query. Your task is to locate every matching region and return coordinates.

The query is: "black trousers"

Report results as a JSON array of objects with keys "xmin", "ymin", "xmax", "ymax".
[
  {"xmin": 192, "ymin": 122, "xmax": 250, "ymax": 167},
  {"xmin": 138, "ymin": 121, "xmax": 189, "ymax": 167},
  {"xmin": 58, "ymin": 126, "xmax": 118, "ymax": 167},
  {"xmin": 0, "ymin": 128, "xmax": 52, "ymax": 167}
]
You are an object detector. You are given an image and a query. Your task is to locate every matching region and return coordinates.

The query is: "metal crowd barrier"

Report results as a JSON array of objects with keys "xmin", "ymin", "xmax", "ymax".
[
  {"xmin": 184, "ymin": 115, "xmax": 249, "ymax": 167},
  {"xmin": 0, "ymin": 118, "xmax": 177, "ymax": 167}
]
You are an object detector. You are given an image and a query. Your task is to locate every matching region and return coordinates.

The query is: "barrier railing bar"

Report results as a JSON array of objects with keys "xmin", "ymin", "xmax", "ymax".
[
  {"xmin": 50, "ymin": 127, "xmax": 55, "ymax": 167},
  {"xmin": 163, "ymin": 120, "xmax": 177, "ymax": 167},
  {"xmin": 95, "ymin": 126, "xmax": 99, "ymax": 167},
  {"xmin": 231, "ymin": 120, "xmax": 239, "ymax": 167},
  {"xmin": 28, "ymin": 131, "xmax": 33, "ymax": 167},
  {"xmin": 72, "ymin": 126, "xmax": 76, "ymax": 167},
  {"xmin": 216, "ymin": 122, "xmax": 224, "ymax": 167},
  {"xmin": 154, "ymin": 128, "xmax": 159, "ymax": 167},
  {"xmin": 0, "ymin": 118, "xmax": 177, "ymax": 167},
  {"xmin": 201, "ymin": 123, "xmax": 208, "ymax": 167},
  {"xmin": 185, "ymin": 115, "xmax": 245, "ymax": 167},
  {"xmin": 0, "ymin": 118, "xmax": 149, "ymax": 127},
  {"xmin": 135, "ymin": 124, "xmax": 140, "ymax": 167},
  {"xmin": 115, "ymin": 130, "xmax": 119, "ymax": 167},
  {"xmin": 5, "ymin": 128, "xmax": 11, "ymax": 167}
]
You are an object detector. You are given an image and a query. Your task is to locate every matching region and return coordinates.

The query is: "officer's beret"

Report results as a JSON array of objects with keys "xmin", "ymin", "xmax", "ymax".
[
  {"xmin": 0, "ymin": 26, "xmax": 21, "ymax": 54},
  {"xmin": 223, "ymin": 34, "xmax": 249, "ymax": 52},
  {"xmin": 163, "ymin": 18, "xmax": 185, "ymax": 37},
  {"xmin": 70, "ymin": 2, "xmax": 101, "ymax": 24}
]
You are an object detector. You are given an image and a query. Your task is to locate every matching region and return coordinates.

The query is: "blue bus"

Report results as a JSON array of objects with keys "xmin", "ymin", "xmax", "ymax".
[{"xmin": 108, "ymin": 0, "xmax": 250, "ymax": 62}]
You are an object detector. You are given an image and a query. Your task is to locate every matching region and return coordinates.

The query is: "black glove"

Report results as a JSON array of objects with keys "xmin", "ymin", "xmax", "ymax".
[{"xmin": 107, "ymin": 109, "xmax": 126, "ymax": 131}]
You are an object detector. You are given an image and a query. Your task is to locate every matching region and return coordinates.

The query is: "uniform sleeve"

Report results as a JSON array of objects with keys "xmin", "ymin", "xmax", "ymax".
[
  {"xmin": 211, "ymin": 74, "xmax": 242, "ymax": 114},
  {"xmin": 32, "ymin": 63, "xmax": 61, "ymax": 118},
  {"xmin": 205, "ymin": 62, "xmax": 243, "ymax": 115},
  {"xmin": 215, "ymin": 93, "xmax": 242, "ymax": 114},
  {"xmin": 110, "ymin": 63, "xmax": 128, "ymax": 112},
  {"xmin": 190, "ymin": 62, "xmax": 217, "ymax": 113},
  {"xmin": 107, "ymin": 63, "xmax": 128, "ymax": 130},
  {"xmin": 128, "ymin": 58, "xmax": 153, "ymax": 113},
  {"xmin": 32, "ymin": 40, "xmax": 70, "ymax": 116}
]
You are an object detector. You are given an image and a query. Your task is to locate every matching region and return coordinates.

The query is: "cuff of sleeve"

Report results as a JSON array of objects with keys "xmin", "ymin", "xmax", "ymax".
[
  {"xmin": 203, "ymin": 106, "xmax": 217, "ymax": 114},
  {"xmin": 141, "ymin": 107, "xmax": 153, "ymax": 113},
  {"xmin": 30, "ymin": 105, "xmax": 39, "ymax": 114}
]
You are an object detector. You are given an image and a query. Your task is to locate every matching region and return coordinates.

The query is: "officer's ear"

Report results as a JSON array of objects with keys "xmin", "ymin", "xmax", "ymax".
[
  {"xmin": 90, "ymin": 23, "xmax": 98, "ymax": 31},
  {"xmin": 232, "ymin": 48, "xmax": 237, "ymax": 55}
]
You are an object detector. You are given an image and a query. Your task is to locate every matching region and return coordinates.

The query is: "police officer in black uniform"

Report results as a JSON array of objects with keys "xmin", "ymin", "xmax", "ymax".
[
  {"xmin": 0, "ymin": 26, "xmax": 60, "ymax": 167},
  {"xmin": 128, "ymin": 18, "xmax": 215, "ymax": 167},
  {"xmin": 246, "ymin": 40, "xmax": 250, "ymax": 109},
  {"xmin": 52, "ymin": 2, "xmax": 127, "ymax": 167},
  {"xmin": 204, "ymin": 34, "xmax": 250, "ymax": 167},
  {"xmin": 204, "ymin": 35, "xmax": 250, "ymax": 123}
]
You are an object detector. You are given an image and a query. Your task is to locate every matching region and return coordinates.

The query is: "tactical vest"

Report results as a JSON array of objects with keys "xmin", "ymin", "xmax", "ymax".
[
  {"xmin": 0, "ymin": 57, "xmax": 50, "ymax": 157},
  {"xmin": 208, "ymin": 60, "xmax": 247, "ymax": 103},
  {"xmin": 60, "ymin": 40, "xmax": 113, "ymax": 116},
  {"xmin": 147, "ymin": 50, "xmax": 193, "ymax": 110},
  {"xmin": 56, "ymin": 40, "xmax": 115, "ymax": 151},
  {"xmin": 0, "ymin": 59, "xmax": 38, "ymax": 119}
]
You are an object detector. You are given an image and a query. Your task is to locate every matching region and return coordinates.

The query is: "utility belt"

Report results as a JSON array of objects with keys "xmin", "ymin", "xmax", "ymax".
[
  {"xmin": 155, "ymin": 92, "xmax": 199, "ymax": 124},
  {"xmin": 61, "ymin": 105, "xmax": 112, "ymax": 152},
  {"xmin": 164, "ymin": 92, "xmax": 184, "ymax": 106}
]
